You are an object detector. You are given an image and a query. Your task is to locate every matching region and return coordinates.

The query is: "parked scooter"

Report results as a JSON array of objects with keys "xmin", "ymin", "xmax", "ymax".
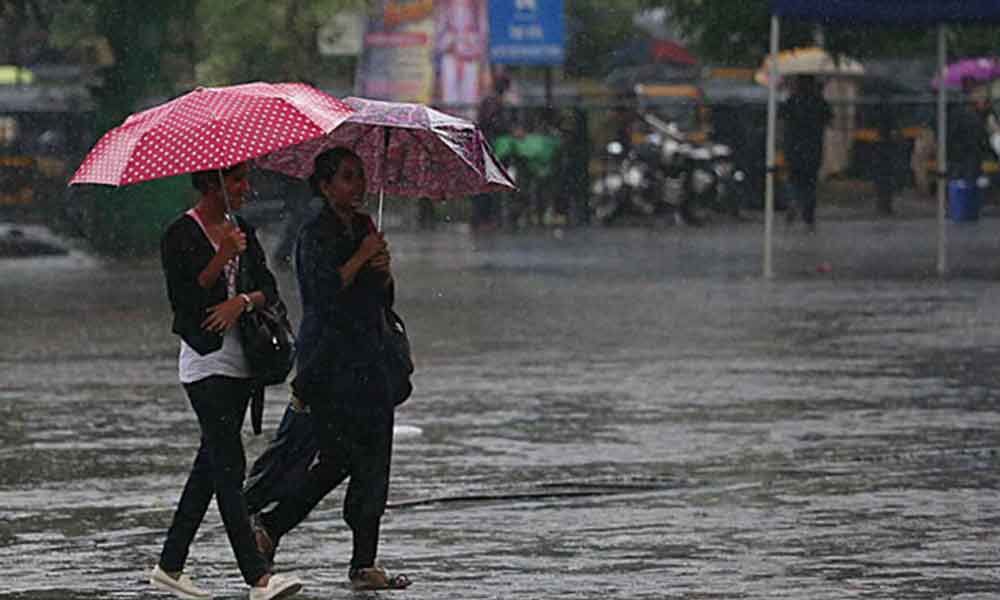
[
  {"xmin": 591, "ymin": 139, "xmax": 662, "ymax": 223},
  {"xmin": 591, "ymin": 113, "xmax": 744, "ymax": 225}
]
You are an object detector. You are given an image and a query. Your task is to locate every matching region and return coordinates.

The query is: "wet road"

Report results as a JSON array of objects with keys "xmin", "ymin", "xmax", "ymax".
[{"xmin": 3, "ymin": 217, "xmax": 1000, "ymax": 599}]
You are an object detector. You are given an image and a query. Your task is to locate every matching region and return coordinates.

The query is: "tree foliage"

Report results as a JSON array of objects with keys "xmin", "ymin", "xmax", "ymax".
[
  {"xmin": 195, "ymin": 0, "xmax": 364, "ymax": 86},
  {"xmin": 31, "ymin": 0, "xmax": 364, "ymax": 130},
  {"xmin": 564, "ymin": 0, "xmax": 651, "ymax": 77}
]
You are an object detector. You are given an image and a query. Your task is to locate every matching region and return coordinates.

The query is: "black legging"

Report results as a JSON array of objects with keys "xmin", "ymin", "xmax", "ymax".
[{"xmin": 159, "ymin": 375, "xmax": 269, "ymax": 585}]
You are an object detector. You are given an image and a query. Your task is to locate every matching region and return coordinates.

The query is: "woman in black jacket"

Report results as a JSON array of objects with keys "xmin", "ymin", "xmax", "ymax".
[
  {"xmin": 252, "ymin": 147, "xmax": 411, "ymax": 590},
  {"xmin": 153, "ymin": 162, "xmax": 302, "ymax": 600}
]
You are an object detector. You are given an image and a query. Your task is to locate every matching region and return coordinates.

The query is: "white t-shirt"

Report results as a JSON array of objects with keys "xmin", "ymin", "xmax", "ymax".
[{"xmin": 178, "ymin": 209, "xmax": 250, "ymax": 384}]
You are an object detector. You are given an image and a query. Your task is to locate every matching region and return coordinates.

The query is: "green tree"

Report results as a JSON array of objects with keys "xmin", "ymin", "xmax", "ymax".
[
  {"xmin": 89, "ymin": 1, "xmax": 195, "ymax": 133},
  {"xmin": 196, "ymin": 0, "xmax": 364, "ymax": 85},
  {"xmin": 0, "ymin": 1, "xmax": 53, "ymax": 68},
  {"xmin": 564, "ymin": 0, "xmax": 652, "ymax": 78},
  {"xmin": 47, "ymin": 1, "xmax": 197, "ymax": 256}
]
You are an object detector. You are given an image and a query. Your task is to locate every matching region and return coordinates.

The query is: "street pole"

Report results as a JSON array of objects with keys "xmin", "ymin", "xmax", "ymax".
[
  {"xmin": 544, "ymin": 67, "xmax": 553, "ymax": 108},
  {"xmin": 764, "ymin": 15, "xmax": 780, "ymax": 279},
  {"xmin": 936, "ymin": 25, "xmax": 948, "ymax": 276}
]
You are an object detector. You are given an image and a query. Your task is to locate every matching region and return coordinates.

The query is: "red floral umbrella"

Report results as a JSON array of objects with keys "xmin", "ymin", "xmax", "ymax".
[
  {"xmin": 256, "ymin": 97, "xmax": 515, "ymax": 227},
  {"xmin": 69, "ymin": 82, "xmax": 354, "ymax": 187}
]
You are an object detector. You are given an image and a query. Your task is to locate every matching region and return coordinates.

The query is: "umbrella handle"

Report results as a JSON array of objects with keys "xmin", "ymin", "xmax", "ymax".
[
  {"xmin": 377, "ymin": 187, "xmax": 384, "ymax": 232},
  {"xmin": 376, "ymin": 127, "xmax": 390, "ymax": 232}
]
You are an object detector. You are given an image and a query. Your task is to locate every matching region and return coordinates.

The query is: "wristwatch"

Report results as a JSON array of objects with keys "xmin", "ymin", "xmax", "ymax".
[{"xmin": 240, "ymin": 293, "xmax": 254, "ymax": 313}]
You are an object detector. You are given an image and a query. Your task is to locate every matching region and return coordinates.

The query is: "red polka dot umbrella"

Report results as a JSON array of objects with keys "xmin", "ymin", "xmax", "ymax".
[{"xmin": 69, "ymin": 82, "xmax": 354, "ymax": 187}]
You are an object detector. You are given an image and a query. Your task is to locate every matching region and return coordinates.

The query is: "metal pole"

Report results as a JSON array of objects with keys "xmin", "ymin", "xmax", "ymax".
[
  {"xmin": 545, "ymin": 67, "xmax": 554, "ymax": 108},
  {"xmin": 936, "ymin": 25, "xmax": 948, "ymax": 275},
  {"xmin": 764, "ymin": 15, "xmax": 780, "ymax": 279}
]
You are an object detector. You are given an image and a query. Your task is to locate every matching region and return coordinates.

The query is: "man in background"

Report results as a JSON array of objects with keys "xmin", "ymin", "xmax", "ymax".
[{"xmin": 781, "ymin": 75, "xmax": 832, "ymax": 230}]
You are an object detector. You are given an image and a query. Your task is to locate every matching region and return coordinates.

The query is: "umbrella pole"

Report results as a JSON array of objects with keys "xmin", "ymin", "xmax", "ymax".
[
  {"xmin": 376, "ymin": 127, "xmax": 391, "ymax": 232},
  {"xmin": 218, "ymin": 170, "xmax": 234, "ymax": 223},
  {"xmin": 377, "ymin": 187, "xmax": 384, "ymax": 232}
]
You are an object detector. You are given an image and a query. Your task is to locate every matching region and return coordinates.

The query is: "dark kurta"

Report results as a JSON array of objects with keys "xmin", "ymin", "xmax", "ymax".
[
  {"xmin": 291, "ymin": 205, "xmax": 394, "ymax": 413},
  {"xmin": 257, "ymin": 205, "xmax": 397, "ymax": 567}
]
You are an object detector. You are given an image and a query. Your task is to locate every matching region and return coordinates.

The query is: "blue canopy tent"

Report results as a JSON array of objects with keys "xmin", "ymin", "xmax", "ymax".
[{"xmin": 764, "ymin": 0, "xmax": 1000, "ymax": 277}]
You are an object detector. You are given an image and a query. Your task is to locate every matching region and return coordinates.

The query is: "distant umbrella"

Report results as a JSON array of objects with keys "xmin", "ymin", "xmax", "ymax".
[
  {"xmin": 610, "ymin": 37, "xmax": 698, "ymax": 70},
  {"xmin": 755, "ymin": 46, "xmax": 864, "ymax": 86},
  {"xmin": 932, "ymin": 57, "xmax": 1000, "ymax": 90}
]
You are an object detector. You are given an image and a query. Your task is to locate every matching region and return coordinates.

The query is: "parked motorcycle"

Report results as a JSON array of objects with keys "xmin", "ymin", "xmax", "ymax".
[{"xmin": 591, "ymin": 113, "xmax": 744, "ymax": 225}]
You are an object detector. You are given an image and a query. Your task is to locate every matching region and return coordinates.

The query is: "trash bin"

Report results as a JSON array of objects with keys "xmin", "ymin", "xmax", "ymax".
[{"xmin": 948, "ymin": 179, "xmax": 980, "ymax": 222}]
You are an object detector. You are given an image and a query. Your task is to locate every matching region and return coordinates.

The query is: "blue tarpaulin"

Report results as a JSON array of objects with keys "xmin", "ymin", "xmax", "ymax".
[{"xmin": 772, "ymin": 0, "xmax": 1000, "ymax": 25}]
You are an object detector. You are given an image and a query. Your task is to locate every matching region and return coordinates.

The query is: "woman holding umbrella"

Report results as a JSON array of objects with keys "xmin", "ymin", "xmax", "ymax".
[
  {"xmin": 251, "ymin": 147, "xmax": 411, "ymax": 591},
  {"xmin": 154, "ymin": 162, "xmax": 302, "ymax": 600},
  {"xmin": 67, "ymin": 81, "xmax": 359, "ymax": 599}
]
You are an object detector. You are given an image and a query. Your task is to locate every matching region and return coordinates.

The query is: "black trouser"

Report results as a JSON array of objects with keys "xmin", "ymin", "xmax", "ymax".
[
  {"xmin": 159, "ymin": 376, "xmax": 268, "ymax": 586},
  {"xmin": 259, "ymin": 396, "xmax": 394, "ymax": 570},
  {"xmin": 789, "ymin": 166, "xmax": 819, "ymax": 225}
]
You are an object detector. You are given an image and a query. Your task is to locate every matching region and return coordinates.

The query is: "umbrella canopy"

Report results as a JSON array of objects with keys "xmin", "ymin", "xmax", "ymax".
[
  {"xmin": 605, "ymin": 63, "xmax": 701, "ymax": 92},
  {"xmin": 609, "ymin": 37, "xmax": 698, "ymax": 70},
  {"xmin": 754, "ymin": 46, "xmax": 864, "ymax": 85},
  {"xmin": 69, "ymin": 82, "xmax": 354, "ymax": 187},
  {"xmin": 933, "ymin": 57, "xmax": 1000, "ymax": 89},
  {"xmin": 257, "ymin": 97, "xmax": 515, "ymax": 200}
]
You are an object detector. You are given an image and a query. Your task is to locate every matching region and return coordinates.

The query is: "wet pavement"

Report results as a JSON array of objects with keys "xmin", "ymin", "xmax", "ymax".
[{"xmin": 3, "ymin": 215, "xmax": 1000, "ymax": 599}]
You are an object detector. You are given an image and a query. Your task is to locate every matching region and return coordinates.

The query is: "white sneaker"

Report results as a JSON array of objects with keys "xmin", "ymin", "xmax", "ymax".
[
  {"xmin": 249, "ymin": 573, "xmax": 303, "ymax": 600},
  {"xmin": 150, "ymin": 565, "xmax": 212, "ymax": 599}
]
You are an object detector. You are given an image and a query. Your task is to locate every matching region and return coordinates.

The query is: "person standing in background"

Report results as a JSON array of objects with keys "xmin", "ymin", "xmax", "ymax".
[
  {"xmin": 472, "ymin": 73, "xmax": 512, "ymax": 230},
  {"xmin": 781, "ymin": 75, "xmax": 832, "ymax": 230},
  {"xmin": 872, "ymin": 91, "xmax": 901, "ymax": 216},
  {"xmin": 948, "ymin": 78, "xmax": 993, "ymax": 187}
]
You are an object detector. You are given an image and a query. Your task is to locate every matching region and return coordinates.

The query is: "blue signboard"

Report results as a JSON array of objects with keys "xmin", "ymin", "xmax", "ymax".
[{"xmin": 489, "ymin": 0, "xmax": 565, "ymax": 65}]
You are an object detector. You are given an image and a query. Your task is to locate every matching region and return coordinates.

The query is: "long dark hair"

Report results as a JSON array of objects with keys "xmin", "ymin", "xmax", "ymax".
[{"xmin": 309, "ymin": 147, "xmax": 359, "ymax": 197}]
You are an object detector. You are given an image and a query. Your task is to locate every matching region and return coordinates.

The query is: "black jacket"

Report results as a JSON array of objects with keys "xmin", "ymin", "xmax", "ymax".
[
  {"xmin": 781, "ymin": 90, "xmax": 832, "ymax": 174},
  {"xmin": 948, "ymin": 103, "xmax": 992, "ymax": 180},
  {"xmin": 160, "ymin": 212, "xmax": 279, "ymax": 356}
]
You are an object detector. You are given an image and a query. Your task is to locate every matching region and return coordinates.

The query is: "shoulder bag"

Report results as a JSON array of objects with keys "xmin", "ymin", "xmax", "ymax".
[
  {"xmin": 380, "ymin": 307, "xmax": 414, "ymax": 407},
  {"xmin": 240, "ymin": 299, "xmax": 295, "ymax": 387}
]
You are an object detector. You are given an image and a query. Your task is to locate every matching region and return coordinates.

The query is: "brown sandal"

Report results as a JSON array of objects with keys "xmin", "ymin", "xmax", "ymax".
[{"xmin": 349, "ymin": 565, "xmax": 412, "ymax": 590}]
